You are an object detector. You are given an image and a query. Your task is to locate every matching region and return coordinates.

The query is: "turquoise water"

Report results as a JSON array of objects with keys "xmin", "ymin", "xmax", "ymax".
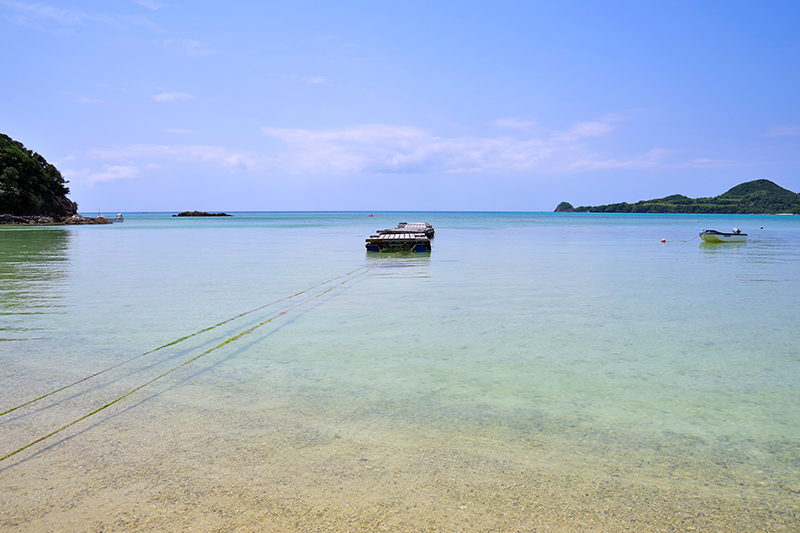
[{"xmin": 1, "ymin": 212, "xmax": 799, "ymax": 529}]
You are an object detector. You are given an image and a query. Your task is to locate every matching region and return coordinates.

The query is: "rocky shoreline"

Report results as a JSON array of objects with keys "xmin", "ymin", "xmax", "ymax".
[{"xmin": 0, "ymin": 213, "xmax": 112, "ymax": 225}]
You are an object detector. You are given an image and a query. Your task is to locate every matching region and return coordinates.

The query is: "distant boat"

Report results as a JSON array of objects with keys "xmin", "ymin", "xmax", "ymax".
[
  {"xmin": 367, "ymin": 214, "xmax": 374, "ymax": 217},
  {"xmin": 115, "ymin": 213, "xmax": 124, "ymax": 222},
  {"xmin": 700, "ymin": 228, "xmax": 746, "ymax": 243}
]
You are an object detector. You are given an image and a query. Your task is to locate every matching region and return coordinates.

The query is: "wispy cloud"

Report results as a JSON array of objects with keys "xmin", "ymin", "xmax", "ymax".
[
  {"xmin": 271, "ymin": 73, "xmax": 332, "ymax": 85},
  {"xmin": 151, "ymin": 92, "xmax": 195, "ymax": 102},
  {"xmin": 493, "ymin": 117, "xmax": 538, "ymax": 131},
  {"xmin": 71, "ymin": 118, "xmax": 722, "ymax": 179},
  {"xmin": 122, "ymin": 14, "xmax": 164, "ymax": 33},
  {"xmin": 162, "ymin": 38, "xmax": 215, "ymax": 57},
  {"xmin": 764, "ymin": 125, "xmax": 800, "ymax": 137},
  {"xmin": 64, "ymin": 92, "xmax": 105, "ymax": 105},
  {"xmin": 130, "ymin": 0, "xmax": 163, "ymax": 10},
  {"xmin": 86, "ymin": 144, "xmax": 265, "ymax": 170},
  {"xmin": 680, "ymin": 158, "xmax": 743, "ymax": 169},
  {"xmin": 567, "ymin": 148, "xmax": 677, "ymax": 171},
  {"xmin": 63, "ymin": 165, "xmax": 140, "ymax": 184},
  {"xmin": 1, "ymin": 1, "xmax": 96, "ymax": 28},
  {"xmin": 552, "ymin": 121, "xmax": 613, "ymax": 142},
  {"xmin": 260, "ymin": 121, "xmax": 667, "ymax": 174},
  {"xmin": 1, "ymin": 0, "xmax": 160, "ymax": 33}
]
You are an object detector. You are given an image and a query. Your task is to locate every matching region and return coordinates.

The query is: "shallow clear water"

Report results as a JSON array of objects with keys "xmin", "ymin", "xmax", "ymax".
[{"xmin": 2, "ymin": 212, "xmax": 799, "ymax": 530}]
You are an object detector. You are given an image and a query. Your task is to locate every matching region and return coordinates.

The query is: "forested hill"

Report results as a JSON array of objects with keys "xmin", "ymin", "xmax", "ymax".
[
  {"xmin": 0, "ymin": 133, "xmax": 77, "ymax": 218},
  {"xmin": 556, "ymin": 180, "xmax": 800, "ymax": 214}
]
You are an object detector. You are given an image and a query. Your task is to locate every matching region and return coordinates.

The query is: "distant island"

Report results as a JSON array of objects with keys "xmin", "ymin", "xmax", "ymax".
[
  {"xmin": 173, "ymin": 211, "xmax": 232, "ymax": 217},
  {"xmin": 556, "ymin": 180, "xmax": 800, "ymax": 214}
]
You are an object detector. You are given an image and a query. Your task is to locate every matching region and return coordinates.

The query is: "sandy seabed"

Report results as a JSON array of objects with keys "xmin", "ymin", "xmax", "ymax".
[{"xmin": 1, "ymin": 388, "xmax": 798, "ymax": 533}]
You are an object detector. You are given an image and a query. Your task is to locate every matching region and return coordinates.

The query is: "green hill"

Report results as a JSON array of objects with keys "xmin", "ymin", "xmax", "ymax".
[
  {"xmin": 561, "ymin": 180, "xmax": 800, "ymax": 214},
  {"xmin": 0, "ymin": 133, "xmax": 77, "ymax": 218}
]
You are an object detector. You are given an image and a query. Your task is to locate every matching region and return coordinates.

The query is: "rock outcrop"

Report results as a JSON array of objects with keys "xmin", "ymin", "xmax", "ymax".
[
  {"xmin": 172, "ymin": 211, "xmax": 232, "ymax": 217},
  {"xmin": 63, "ymin": 214, "xmax": 112, "ymax": 225}
]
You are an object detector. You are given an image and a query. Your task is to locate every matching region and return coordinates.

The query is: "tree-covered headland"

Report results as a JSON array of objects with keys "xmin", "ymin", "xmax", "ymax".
[
  {"xmin": 1, "ymin": 133, "xmax": 77, "ymax": 219},
  {"xmin": 555, "ymin": 180, "xmax": 800, "ymax": 214}
]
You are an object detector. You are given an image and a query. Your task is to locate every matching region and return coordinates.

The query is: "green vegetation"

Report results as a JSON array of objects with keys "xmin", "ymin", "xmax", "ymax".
[
  {"xmin": 0, "ymin": 133, "xmax": 77, "ymax": 218},
  {"xmin": 562, "ymin": 180, "xmax": 800, "ymax": 214}
]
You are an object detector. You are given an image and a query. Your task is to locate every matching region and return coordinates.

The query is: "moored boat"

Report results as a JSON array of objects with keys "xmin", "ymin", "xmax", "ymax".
[{"xmin": 699, "ymin": 228, "xmax": 747, "ymax": 243}]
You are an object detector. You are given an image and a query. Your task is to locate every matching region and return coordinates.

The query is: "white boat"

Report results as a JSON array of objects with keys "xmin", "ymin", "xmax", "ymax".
[{"xmin": 699, "ymin": 228, "xmax": 747, "ymax": 243}]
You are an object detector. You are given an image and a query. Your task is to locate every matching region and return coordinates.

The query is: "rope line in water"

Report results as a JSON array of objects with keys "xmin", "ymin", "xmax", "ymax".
[
  {"xmin": 0, "ymin": 266, "xmax": 377, "ymax": 463},
  {"xmin": 0, "ymin": 266, "xmax": 368, "ymax": 418}
]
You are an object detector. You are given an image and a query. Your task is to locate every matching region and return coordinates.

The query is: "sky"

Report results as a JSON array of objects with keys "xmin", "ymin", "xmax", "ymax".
[{"xmin": 1, "ymin": 0, "xmax": 799, "ymax": 212}]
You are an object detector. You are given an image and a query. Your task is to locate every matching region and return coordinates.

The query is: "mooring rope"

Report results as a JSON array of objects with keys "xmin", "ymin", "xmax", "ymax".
[
  {"xmin": 0, "ymin": 265, "xmax": 379, "ymax": 463},
  {"xmin": 0, "ymin": 266, "xmax": 368, "ymax": 418},
  {"xmin": 661, "ymin": 234, "xmax": 702, "ymax": 244}
]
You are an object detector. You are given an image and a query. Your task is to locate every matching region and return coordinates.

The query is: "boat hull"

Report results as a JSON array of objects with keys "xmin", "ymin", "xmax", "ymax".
[{"xmin": 700, "ymin": 232, "xmax": 747, "ymax": 243}]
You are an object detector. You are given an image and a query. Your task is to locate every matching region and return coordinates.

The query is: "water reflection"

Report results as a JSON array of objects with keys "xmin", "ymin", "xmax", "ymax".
[
  {"xmin": 699, "ymin": 241, "xmax": 747, "ymax": 254},
  {"xmin": 0, "ymin": 228, "xmax": 72, "ymax": 341},
  {"xmin": 366, "ymin": 251, "xmax": 431, "ymax": 279}
]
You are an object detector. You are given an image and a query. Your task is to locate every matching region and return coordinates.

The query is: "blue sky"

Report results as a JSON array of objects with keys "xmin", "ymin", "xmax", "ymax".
[{"xmin": 2, "ymin": 0, "xmax": 799, "ymax": 211}]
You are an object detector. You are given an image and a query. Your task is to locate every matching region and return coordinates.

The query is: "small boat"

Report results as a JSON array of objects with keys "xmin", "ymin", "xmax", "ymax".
[
  {"xmin": 699, "ymin": 228, "xmax": 747, "ymax": 243},
  {"xmin": 115, "ymin": 213, "xmax": 124, "ymax": 222}
]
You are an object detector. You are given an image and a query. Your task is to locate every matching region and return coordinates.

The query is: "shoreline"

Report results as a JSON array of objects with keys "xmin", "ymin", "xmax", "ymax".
[
  {"xmin": 2, "ymin": 394, "xmax": 796, "ymax": 532},
  {"xmin": 0, "ymin": 214, "xmax": 112, "ymax": 225}
]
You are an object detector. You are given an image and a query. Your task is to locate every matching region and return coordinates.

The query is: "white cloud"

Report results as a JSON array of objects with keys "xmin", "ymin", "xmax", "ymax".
[
  {"xmin": 122, "ymin": 15, "xmax": 164, "ymax": 33},
  {"xmin": 64, "ymin": 165, "xmax": 140, "ymax": 184},
  {"xmin": 493, "ymin": 117, "xmax": 538, "ymax": 131},
  {"xmin": 151, "ymin": 92, "xmax": 195, "ymax": 102},
  {"xmin": 553, "ymin": 121, "xmax": 613, "ymax": 142},
  {"xmin": 86, "ymin": 144, "xmax": 265, "ymax": 170},
  {"xmin": 162, "ymin": 38, "xmax": 215, "ymax": 57},
  {"xmin": 1, "ymin": 1, "xmax": 159, "ymax": 33},
  {"xmin": 681, "ymin": 158, "xmax": 742, "ymax": 169},
  {"xmin": 131, "ymin": 0, "xmax": 162, "ymax": 9},
  {"xmin": 764, "ymin": 125, "xmax": 800, "ymax": 137},
  {"xmin": 567, "ymin": 148, "xmax": 676, "ymax": 171},
  {"xmin": 260, "ymin": 121, "xmax": 660, "ymax": 175},
  {"xmin": 71, "ymin": 118, "xmax": 695, "ymax": 179},
  {"xmin": 64, "ymin": 92, "xmax": 105, "ymax": 105},
  {"xmin": 271, "ymin": 73, "xmax": 332, "ymax": 85},
  {"xmin": 1, "ymin": 1, "xmax": 92, "ymax": 27}
]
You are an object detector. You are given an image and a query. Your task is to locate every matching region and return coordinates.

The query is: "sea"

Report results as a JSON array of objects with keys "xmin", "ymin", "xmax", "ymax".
[{"xmin": 1, "ymin": 212, "xmax": 798, "ymax": 532}]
